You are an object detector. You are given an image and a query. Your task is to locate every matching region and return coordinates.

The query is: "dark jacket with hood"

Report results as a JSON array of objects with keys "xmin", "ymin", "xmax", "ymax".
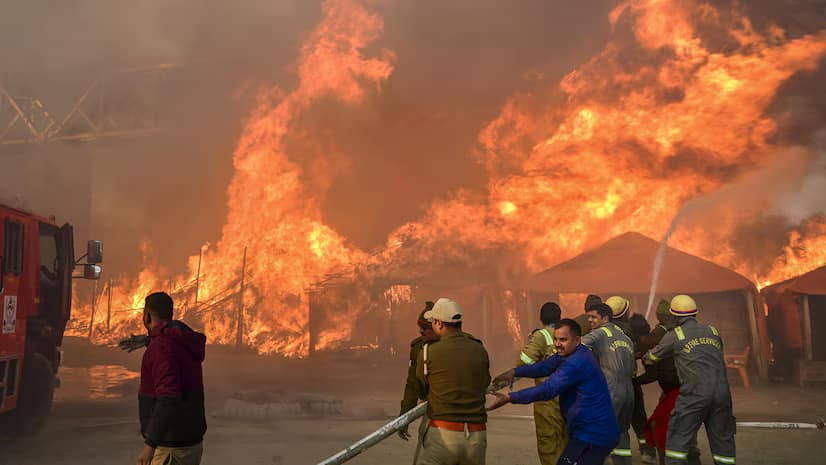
[{"xmin": 139, "ymin": 320, "xmax": 207, "ymax": 448}]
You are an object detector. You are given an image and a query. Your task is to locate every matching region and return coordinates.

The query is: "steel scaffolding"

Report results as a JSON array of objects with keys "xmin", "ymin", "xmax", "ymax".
[{"xmin": 0, "ymin": 64, "xmax": 179, "ymax": 145}]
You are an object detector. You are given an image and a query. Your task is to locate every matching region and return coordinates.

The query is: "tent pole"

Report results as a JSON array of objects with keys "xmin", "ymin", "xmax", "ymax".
[
  {"xmin": 802, "ymin": 295, "xmax": 813, "ymax": 361},
  {"xmin": 482, "ymin": 291, "xmax": 490, "ymax": 343},
  {"xmin": 526, "ymin": 291, "xmax": 535, "ymax": 330},
  {"xmin": 744, "ymin": 290, "xmax": 768, "ymax": 382}
]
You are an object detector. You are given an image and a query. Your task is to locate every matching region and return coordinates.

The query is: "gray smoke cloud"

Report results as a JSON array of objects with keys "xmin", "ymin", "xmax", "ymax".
[
  {"xmin": 2, "ymin": 0, "xmax": 823, "ymax": 286},
  {"xmin": 1, "ymin": 0, "xmax": 615, "ymax": 278},
  {"xmin": 771, "ymin": 132, "xmax": 826, "ymax": 222}
]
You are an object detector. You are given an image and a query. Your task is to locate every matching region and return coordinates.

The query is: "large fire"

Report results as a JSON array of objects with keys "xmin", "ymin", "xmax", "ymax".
[{"xmin": 69, "ymin": 0, "xmax": 826, "ymax": 357}]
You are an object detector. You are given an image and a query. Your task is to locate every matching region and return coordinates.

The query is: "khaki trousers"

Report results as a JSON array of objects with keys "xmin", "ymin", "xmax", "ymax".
[
  {"xmin": 412, "ymin": 413, "xmax": 429, "ymax": 464},
  {"xmin": 151, "ymin": 443, "xmax": 203, "ymax": 465},
  {"xmin": 534, "ymin": 398, "xmax": 567, "ymax": 465},
  {"xmin": 415, "ymin": 425, "xmax": 486, "ymax": 465}
]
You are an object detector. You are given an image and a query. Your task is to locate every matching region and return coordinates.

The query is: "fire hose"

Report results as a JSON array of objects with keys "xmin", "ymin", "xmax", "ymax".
[
  {"xmin": 315, "ymin": 378, "xmax": 823, "ymax": 465},
  {"xmin": 315, "ymin": 379, "xmax": 514, "ymax": 465},
  {"xmin": 492, "ymin": 415, "xmax": 825, "ymax": 430}
]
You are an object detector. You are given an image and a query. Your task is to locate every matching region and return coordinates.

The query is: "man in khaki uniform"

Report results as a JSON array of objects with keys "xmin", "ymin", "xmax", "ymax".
[
  {"xmin": 416, "ymin": 298, "xmax": 491, "ymax": 465},
  {"xmin": 398, "ymin": 302, "xmax": 439, "ymax": 463},
  {"xmin": 516, "ymin": 302, "xmax": 567, "ymax": 465}
]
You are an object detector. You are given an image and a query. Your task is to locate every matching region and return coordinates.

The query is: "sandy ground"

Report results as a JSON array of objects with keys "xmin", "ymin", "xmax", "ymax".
[{"xmin": 1, "ymin": 338, "xmax": 825, "ymax": 465}]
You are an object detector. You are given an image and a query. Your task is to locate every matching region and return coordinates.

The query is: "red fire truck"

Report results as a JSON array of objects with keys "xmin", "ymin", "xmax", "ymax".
[{"xmin": 0, "ymin": 203, "xmax": 101, "ymax": 435}]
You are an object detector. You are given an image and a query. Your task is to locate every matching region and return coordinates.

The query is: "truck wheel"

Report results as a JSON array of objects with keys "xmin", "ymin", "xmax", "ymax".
[{"xmin": 0, "ymin": 352, "xmax": 55, "ymax": 436}]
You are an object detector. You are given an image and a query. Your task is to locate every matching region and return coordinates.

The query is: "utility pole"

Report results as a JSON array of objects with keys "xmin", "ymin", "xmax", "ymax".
[
  {"xmin": 194, "ymin": 247, "xmax": 203, "ymax": 308},
  {"xmin": 106, "ymin": 279, "xmax": 112, "ymax": 331},
  {"xmin": 235, "ymin": 247, "xmax": 247, "ymax": 348},
  {"xmin": 88, "ymin": 279, "xmax": 98, "ymax": 339}
]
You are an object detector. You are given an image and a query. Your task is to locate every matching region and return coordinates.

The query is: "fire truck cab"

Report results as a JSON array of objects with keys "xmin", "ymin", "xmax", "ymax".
[{"xmin": 0, "ymin": 203, "xmax": 101, "ymax": 435}]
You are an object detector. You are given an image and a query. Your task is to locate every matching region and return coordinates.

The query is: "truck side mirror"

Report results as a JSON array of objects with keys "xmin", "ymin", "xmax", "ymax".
[
  {"xmin": 87, "ymin": 240, "xmax": 103, "ymax": 264},
  {"xmin": 83, "ymin": 264, "xmax": 102, "ymax": 280}
]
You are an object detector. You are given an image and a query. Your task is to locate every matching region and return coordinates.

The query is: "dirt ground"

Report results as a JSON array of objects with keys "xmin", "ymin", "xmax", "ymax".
[{"xmin": 1, "ymin": 338, "xmax": 824, "ymax": 465}]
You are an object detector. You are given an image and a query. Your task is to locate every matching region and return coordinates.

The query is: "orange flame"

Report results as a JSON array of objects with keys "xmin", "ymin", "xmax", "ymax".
[{"xmin": 69, "ymin": 0, "xmax": 826, "ymax": 355}]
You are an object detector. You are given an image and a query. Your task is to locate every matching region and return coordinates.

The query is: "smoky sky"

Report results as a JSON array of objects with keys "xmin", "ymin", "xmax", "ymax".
[
  {"xmin": 2, "ymin": 0, "xmax": 823, "ymax": 281},
  {"xmin": 0, "ymin": 0, "xmax": 615, "ymax": 277}
]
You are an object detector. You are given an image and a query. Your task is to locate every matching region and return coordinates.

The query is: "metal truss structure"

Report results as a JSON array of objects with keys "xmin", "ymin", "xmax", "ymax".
[{"xmin": 0, "ymin": 64, "xmax": 179, "ymax": 145}]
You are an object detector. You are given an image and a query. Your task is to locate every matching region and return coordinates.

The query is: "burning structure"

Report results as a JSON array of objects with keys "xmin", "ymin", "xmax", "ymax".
[
  {"xmin": 762, "ymin": 265, "xmax": 826, "ymax": 385},
  {"xmin": 56, "ymin": 0, "xmax": 826, "ymax": 362},
  {"xmin": 526, "ymin": 232, "xmax": 768, "ymax": 380}
]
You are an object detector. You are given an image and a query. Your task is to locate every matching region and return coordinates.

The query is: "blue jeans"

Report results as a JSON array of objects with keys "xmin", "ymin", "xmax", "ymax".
[{"xmin": 557, "ymin": 438, "xmax": 615, "ymax": 465}]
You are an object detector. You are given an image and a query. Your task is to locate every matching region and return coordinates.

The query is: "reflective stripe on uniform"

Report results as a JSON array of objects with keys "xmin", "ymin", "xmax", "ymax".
[
  {"xmin": 600, "ymin": 326, "xmax": 613, "ymax": 337},
  {"xmin": 674, "ymin": 327, "xmax": 686, "ymax": 340},
  {"xmin": 539, "ymin": 328, "xmax": 553, "ymax": 346},
  {"xmin": 710, "ymin": 325, "xmax": 719, "ymax": 336},
  {"xmin": 520, "ymin": 352, "xmax": 535, "ymax": 365},
  {"xmin": 666, "ymin": 450, "xmax": 688, "ymax": 459},
  {"xmin": 423, "ymin": 343, "xmax": 429, "ymax": 376},
  {"xmin": 612, "ymin": 449, "xmax": 632, "ymax": 457},
  {"xmin": 712, "ymin": 454, "xmax": 736, "ymax": 464},
  {"xmin": 647, "ymin": 352, "xmax": 659, "ymax": 361}
]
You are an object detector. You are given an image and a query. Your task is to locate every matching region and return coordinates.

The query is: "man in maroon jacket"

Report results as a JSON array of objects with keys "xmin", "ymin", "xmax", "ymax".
[{"xmin": 137, "ymin": 292, "xmax": 207, "ymax": 465}]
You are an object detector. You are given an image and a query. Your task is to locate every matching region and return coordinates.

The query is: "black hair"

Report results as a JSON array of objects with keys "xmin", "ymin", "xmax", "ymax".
[
  {"xmin": 555, "ymin": 318, "xmax": 582, "ymax": 337},
  {"xmin": 589, "ymin": 303, "xmax": 613, "ymax": 320},
  {"xmin": 629, "ymin": 314, "xmax": 651, "ymax": 337},
  {"xmin": 585, "ymin": 294, "xmax": 603, "ymax": 311},
  {"xmin": 540, "ymin": 302, "xmax": 562, "ymax": 326},
  {"xmin": 145, "ymin": 292, "xmax": 174, "ymax": 320},
  {"xmin": 442, "ymin": 321, "xmax": 462, "ymax": 330}
]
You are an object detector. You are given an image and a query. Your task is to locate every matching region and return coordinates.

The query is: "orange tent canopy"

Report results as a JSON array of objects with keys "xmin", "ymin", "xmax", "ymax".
[
  {"xmin": 762, "ymin": 265, "xmax": 826, "ymax": 296},
  {"xmin": 527, "ymin": 232, "xmax": 754, "ymax": 294}
]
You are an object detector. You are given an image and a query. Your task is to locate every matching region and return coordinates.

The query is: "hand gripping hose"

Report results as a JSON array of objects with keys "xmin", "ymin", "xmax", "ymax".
[{"xmin": 315, "ymin": 379, "xmax": 514, "ymax": 465}]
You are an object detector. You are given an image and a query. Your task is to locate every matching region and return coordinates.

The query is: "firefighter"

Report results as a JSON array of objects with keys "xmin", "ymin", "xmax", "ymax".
[
  {"xmin": 398, "ymin": 302, "xmax": 439, "ymax": 462},
  {"xmin": 643, "ymin": 295, "xmax": 736, "ymax": 465},
  {"xmin": 415, "ymin": 298, "xmax": 491, "ymax": 465},
  {"xmin": 605, "ymin": 296, "xmax": 634, "ymax": 340},
  {"xmin": 637, "ymin": 300, "xmax": 702, "ymax": 465},
  {"xmin": 583, "ymin": 303, "xmax": 635, "ymax": 465},
  {"xmin": 514, "ymin": 302, "xmax": 567, "ymax": 465},
  {"xmin": 606, "ymin": 296, "xmax": 658, "ymax": 464}
]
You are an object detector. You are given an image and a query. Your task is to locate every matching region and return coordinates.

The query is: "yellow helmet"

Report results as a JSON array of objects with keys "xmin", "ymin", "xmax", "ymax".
[
  {"xmin": 606, "ymin": 296, "xmax": 629, "ymax": 319},
  {"xmin": 669, "ymin": 294, "xmax": 698, "ymax": 317}
]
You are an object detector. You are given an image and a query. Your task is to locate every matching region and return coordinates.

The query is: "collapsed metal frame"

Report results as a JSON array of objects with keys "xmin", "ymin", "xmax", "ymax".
[{"xmin": 0, "ymin": 64, "xmax": 179, "ymax": 145}]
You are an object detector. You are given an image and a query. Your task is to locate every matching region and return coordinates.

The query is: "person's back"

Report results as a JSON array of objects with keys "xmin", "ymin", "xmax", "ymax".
[
  {"xmin": 668, "ymin": 318, "xmax": 730, "ymax": 397},
  {"xmin": 584, "ymin": 321, "xmax": 636, "ymax": 382},
  {"xmin": 420, "ymin": 332, "xmax": 490, "ymax": 424},
  {"xmin": 140, "ymin": 320, "xmax": 207, "ymax": 449},
  {"xmin": 415, "ymin": 298, "xmax": 490, "ymax": 465},
  {"xmin": 644, "ymin": 295, "xmax": 736, "ymax": 465},
  {"xmin": 137, "ymin": 292, "xmax": 206, "ymax": 465}
]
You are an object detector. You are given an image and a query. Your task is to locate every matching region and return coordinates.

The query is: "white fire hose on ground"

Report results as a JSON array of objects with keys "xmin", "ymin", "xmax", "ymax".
[
  {"xmin": 315, "ymin": 391, "xmax": 823, "ymax": 465},
  {"xmin": 493, "ymin": 415, "xmax": 825, "ymax": 430},
  {"xmin": 315, "ymin": 379, "xmax": 514, "ymax": 465}
]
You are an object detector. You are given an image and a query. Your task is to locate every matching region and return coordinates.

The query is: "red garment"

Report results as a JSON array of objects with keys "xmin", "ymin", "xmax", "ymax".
[
  {"xmin": 645, "ymin": 388, "xmax": 679, "ymax": 452},
  {"xmin": 139, "ymin": 320, "xmax": 207, "ymax": 447}
]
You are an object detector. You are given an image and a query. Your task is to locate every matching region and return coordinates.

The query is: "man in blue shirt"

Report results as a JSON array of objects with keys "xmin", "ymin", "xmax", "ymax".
[{"xmin": 489, "ymin": 319, "xmax": 619, "ymax": 465}]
